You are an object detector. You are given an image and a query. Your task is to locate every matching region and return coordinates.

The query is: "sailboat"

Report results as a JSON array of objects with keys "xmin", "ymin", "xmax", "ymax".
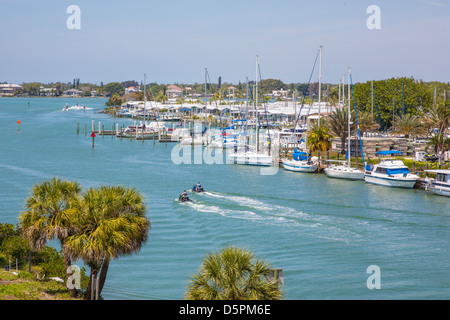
[
  {"xmin": 281, "ymin": 46, "xmax": 323, "ymax": 173},
  {"xmin": 324, "ymin": 67, "xmax": 364, "ymax": 180},
  {"xmin": 228, "ymin": 56, "xmax": 273, "ymax": 167}
]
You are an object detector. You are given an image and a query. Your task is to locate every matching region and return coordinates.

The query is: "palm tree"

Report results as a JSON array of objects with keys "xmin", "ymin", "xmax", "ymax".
[
  {"xmin": 186, "ymin": 246, "xmax": 282, "ymax": 300},
  {"xmin": 356, "ymin": 111, "xmax": 377, "ymax": 136},
  {"xmin": 65, "ymin": 185, "xmax": 150, "ymax": 300},
  {"xmin": 423, "ymin": 103, "xmax": 450, "ymax": 156},
  {"xmin": 326, "ymin": 108, "xmax": 349, "ymax": 155},
  {"xmin": 426, "ymin": 134, "xmax": 450, "ymax": 155},
  {"xmin": 19, "ymin": 177, "xmax": 81, "ymax": 273},
  {"xmin": 391, "ymin": 113, "xmax": 425, "ymax": 139},
  {"xmin": 307, "ymin": 119, "xmax": 332, "ymax": 157}
]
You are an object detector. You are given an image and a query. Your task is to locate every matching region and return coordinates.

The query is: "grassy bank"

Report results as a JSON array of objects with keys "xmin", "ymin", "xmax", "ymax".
[{"xmin": 0, "ymin": 270, "xmax": 81, "ymax": 300}]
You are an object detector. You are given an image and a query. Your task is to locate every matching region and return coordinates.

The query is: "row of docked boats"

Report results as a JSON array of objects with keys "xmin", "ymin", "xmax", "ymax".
[{"xmin": 197, "ymin": 120, "xmax": 448, "ymax": 196}]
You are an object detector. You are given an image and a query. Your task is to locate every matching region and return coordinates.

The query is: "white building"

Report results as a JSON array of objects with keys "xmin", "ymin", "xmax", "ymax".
[
  {"xmin": 0, "ymin": 84, "xmax": 22, "ymax": 96},
  {"xmin": 166, "ymin": 85, "xmax": 183, "ymax": 100}
]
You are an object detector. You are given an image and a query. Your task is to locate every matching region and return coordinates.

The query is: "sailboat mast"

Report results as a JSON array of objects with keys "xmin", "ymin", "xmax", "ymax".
[
  {"xmin": 256, "ymin": 55, "xmax": 259, "ymax": 152},
  {"xmin": 318, "ymin": 45, "xmax": 323, "ymax": 128},
  {"xmin": 143, "ymin": 73, "xmax": 146, "ymax": 123},
  {"xmin": 204, "ymin": 68, "xmax": 207, "ymax": 134},
  {"xmin": 255, "ymin": 55, "xmax": 259, "ymax": 109},
  {"xmin": 348, "ymin": 67, "xmax": 351, "ymax": 169},
  {"xmin": 371, "ymin": 80, "xmax": 374, "ymax": 118},
  {"xmin": 246, "ymin": 76, "xmax": 249, "ymax": 132}
]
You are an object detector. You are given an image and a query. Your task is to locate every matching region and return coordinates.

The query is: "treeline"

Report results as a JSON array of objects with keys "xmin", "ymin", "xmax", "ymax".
[{"xmin": 352, "ymin": 78, "xmax": 449, "ymax": 129}]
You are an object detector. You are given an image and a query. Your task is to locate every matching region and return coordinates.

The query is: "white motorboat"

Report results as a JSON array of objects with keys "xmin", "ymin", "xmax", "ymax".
[
  {"xmin": 424, "ymin": 169, "xmax": 450, "ymax": 197},
  {"xmin": 364, "ymin": 151, "xmax": 420, "ymax": 188},
  {"xmin": 324, "ymin": 160, "xmax": 364, "ymax": 180}
]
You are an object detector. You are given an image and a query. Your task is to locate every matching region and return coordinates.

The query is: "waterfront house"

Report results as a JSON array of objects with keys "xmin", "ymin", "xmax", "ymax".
[
  {"xmin": 166, "ymin": 85, "xmax": 183, "ymax": 100},
  {"xmin": 63, "ymin": 88, "xmax": 83, "ymax": 97},
  {"xmin": 0, "ymin": 83, "xmax": 22, "ymax": 96}
]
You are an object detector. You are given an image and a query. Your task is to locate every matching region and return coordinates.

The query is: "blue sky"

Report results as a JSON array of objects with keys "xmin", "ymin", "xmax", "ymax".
[{"xmin": 1, "ymin": 0, "xmax": 449, "ymax": 85}]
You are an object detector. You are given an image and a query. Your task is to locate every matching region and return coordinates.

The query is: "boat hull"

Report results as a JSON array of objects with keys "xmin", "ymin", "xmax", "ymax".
[
  {"xmin": 228, "ymin": 153, "xmax": 272, "ymax": 166},
  {"xmin": 324, "ymin": 167, "xmax": 364, "ymax": 180},
  {"xmin": 282, "ymin": 160, "xmax": 317, "ymax": 173},
  {"xmin": 364, "ymin": 174, "xmax": 419, "ymax": 188},
  {"xmin": 429, "ymin": 184, "xmax": 450, "ymax": 197}
]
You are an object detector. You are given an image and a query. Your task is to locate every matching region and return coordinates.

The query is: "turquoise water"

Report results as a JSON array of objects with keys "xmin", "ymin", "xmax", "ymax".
[{"xmin": 1, "ymin": 97, "xmax": 449, "ymax": 300}]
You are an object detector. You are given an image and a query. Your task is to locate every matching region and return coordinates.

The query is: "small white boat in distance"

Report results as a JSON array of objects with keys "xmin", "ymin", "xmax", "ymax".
[
  {"xmin": 424, "ymin": 169, "xmax": 450, "ymax": 197},
  {"xmin": 364, "ymin": 150, "xmax": 420, "ymax": 188},
  {"xmin": 324, "ymin": 160, "xmax": 364, "ymax": 180}
]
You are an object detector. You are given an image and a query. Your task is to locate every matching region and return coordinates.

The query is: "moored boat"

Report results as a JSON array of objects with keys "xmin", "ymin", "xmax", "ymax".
[
  {"xmin": 424, "ymin": 169, "xmax": 450, "ymax": 197},
  {"xmin": 364, "ymin": 150, "xmax": 420, "ymax": 188},
  {"xmin": 324, "ymin": 160, "xmax": 364, "ymax": 180}
]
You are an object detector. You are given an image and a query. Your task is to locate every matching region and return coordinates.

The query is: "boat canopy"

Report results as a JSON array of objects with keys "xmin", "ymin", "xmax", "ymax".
[
  {"xmin": 376, "ymin": 150, "xmax": 403, "ymax": 156},
  {"xmin": 293, "ymin": 148, "xmax": 309, "ymax": 161},
  {"xmin": 386, "ymin": 168, "xmax": 410, "ymax": 175}
]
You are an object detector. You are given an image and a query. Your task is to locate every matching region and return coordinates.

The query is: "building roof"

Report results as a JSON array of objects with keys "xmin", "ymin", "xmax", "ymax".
[
  {"xmin": 0, "ymin": 83, "xmax": 22, "ymax": 88},
  {"xmin": 64, "ymin": 88, "xmax": 83, "ymax": 93},
  {"xmin": 167, "ymin": 85, "xmax": 182, "ymax": 91}
]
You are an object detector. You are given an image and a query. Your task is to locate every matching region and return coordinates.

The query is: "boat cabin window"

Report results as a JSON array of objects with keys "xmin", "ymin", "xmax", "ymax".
[
  {"xmin": 436, "ymin": 173, "xmax": 449, "ymax": 182},
  {"xmin": 375, "ymin": 167, "xmax": 387, "ymax": 174}
]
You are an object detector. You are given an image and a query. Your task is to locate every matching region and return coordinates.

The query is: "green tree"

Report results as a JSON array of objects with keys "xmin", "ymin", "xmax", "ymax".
[
  {"xmin": 19, "ymin": 177, "xmax": 81, "ymax": 274},
  {"xmin": 186, "ymin": 246, "xmax": 282, "ymax": 300},
  {"xmin": 22, "ymin": 82, "xmax": 42, "ymax": 96},
  {"xmin": 391, "ymin": 114, "xmax": 425, "ymax": 139},
  {"xmin": 352, "ymin": 77, "xmax": 433, "ymax": 129},
  {"xmin": 103, "ymin": 82, "xmax": 125, "ymax": 96},
  {"xmin": 105, "ymin": 93, "xmax": 123, "ymax": 107},
  {"xmin": 326, "ymin": 108, "xmax": 349, "ymax": 155},
  {"xmin": 307, "ymin": 120, "xmax": 332, "ymax": 154},
  {"xmin": 65, "ymin": 185, "xmax": 150, "ymax": 300}
]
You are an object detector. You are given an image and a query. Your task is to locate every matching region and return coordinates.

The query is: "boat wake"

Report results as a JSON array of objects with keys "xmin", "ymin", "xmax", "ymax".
[
  {"xmin": 189, "ymin": 191, "xmax": 312, "ymax": 226},
  {"xmin": 182, "ymin": 191, "xmax": 364, "ymax": 243}
]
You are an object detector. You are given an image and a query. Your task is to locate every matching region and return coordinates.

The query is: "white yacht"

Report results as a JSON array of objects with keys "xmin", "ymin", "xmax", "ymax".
[
  {"xmin": 324, "ymin": 160, "xmax": 364, "ymax": 180},
  {"xmin": 364, "ymin": 151, "xmax": 420, "ymax": 188},
  {"xmin": 424, "ymin": 169, "xmax": 450, "ymax": 197}
]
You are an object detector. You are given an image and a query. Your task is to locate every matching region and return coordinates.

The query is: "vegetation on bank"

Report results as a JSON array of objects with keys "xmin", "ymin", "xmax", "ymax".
[
  {"xmin": 186, "ymin": 247, "xmax": 283, "ymax": 300},
  {"xmin": 0, "ymin": 222, "xmax": 88, "ymax": 300},
  {"xmin": 0, "ymin": 177, "xmax": 151, "ymax": 300},
  {"xmin": 0, "ymin": 269, "xmax": 79, "ymax": 300}
]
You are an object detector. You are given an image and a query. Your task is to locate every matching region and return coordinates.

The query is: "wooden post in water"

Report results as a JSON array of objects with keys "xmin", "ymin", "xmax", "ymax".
[
  {"xmin": 91, "ymin": 132, "xmax": 96, "ymax": 148},
  {"xmin": 77, "ymin": 122, "xmax": 79, "ymax": 135}
]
